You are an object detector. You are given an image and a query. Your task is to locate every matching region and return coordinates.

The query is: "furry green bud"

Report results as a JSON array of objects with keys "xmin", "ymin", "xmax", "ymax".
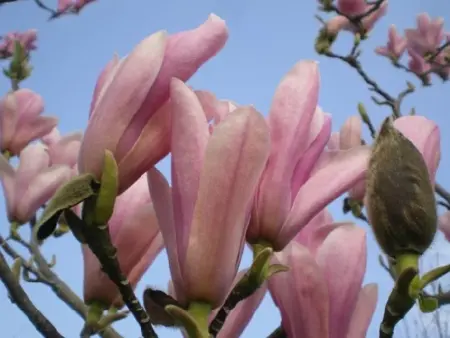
[{"xmin": 366, "ymin": 117, "xmax": 437, "ymax": 257}]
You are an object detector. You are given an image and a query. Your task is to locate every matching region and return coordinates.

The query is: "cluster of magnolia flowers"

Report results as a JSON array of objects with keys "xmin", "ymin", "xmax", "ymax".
[
  {"xmin": 0, "ymin": 2, "xmax": 448, "ymax": 338},
  {"xmin": 318, "ymin": 0, "xmax": 450, "ymax": 84}
]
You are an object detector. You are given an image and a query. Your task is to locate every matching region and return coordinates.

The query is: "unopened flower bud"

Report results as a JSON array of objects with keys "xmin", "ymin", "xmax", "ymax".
[{"xmin": 366, "ymin": 117, "xmax": 437, "ymax": 257}]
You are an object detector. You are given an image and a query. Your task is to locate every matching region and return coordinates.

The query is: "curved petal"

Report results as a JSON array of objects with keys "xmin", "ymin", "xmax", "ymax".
[
  {"xmin": 315, "ymin": 224, "xmax": 367, "ymax": 338},
  {"xmin": 347, "ymin": 284, "xmax": 378, "ymax": 338},
  {"xmin": 147, "ymin": 168, "xmax": 186, "ymax": 304},
  {"xmin": 79, "ymin": 31, "xmax": 167, "ymax": 178},
  {"xmin": 268, "ymin": 243, "xmax": 329, "ymax": 338},
  {"xmin": 277, "ymin": 146, "xmax": 370, "ymax": 250},
  {"xmin": 17, "ymin": 165, "xmax": 71, "ymax": 223},
  {"xmin": 170, "ymin": 79, "xmax": 209, "ymax": 255},
  {"xmin": 184, "ymin": 106, "xmax": 270, "ymax": 307}
]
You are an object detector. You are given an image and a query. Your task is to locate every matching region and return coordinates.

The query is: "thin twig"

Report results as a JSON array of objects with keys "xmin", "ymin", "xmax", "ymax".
[{"xmin": 0, "ymin": 249, "xmax": 64, "ymax": 338}]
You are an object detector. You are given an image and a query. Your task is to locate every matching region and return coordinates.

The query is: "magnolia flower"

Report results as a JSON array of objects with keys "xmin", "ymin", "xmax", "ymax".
[
  {"xmin": 0, "ymin": 29, "xmax": 37, "ymax": 58},
  {"xmin": 83, "ymin": 175, "xmax": 163, "ymax": 308},
  {"xmin": 147, "ymin": 79, "xmax": 270, "ymax": 308},
  {"xmin": 405, "ymin": 13, "xmax": 445, "ymax": 56},
  {"xmin": 0, "ymin": 89, "xmax": 58, "ymax": 156},
  {"xmin": 375, "ymin": 25, "xmax": 407, "ymax": 60},
  {"xmin": 79, "ymin": 14, "xmax": 228, "ymax": 194},
  {"xmin": 246, "ymin": 60, "xmax": 370, "ymax": 251},
  {"xmin": 41, "ymin": 128, "xmax": 83, "ymax": 168},
  {"xmin": 57, "ymin": 0, "xmax": 73, "ymax": 13},
  {"xmin": 0, "ymin": 144, "xmax": 71, "ymax": 224},
  {"xmin": 269, "ymin": 211, "xmax": 377, "ymax": 338},
  {"xmin": 325, "ymin": 1, "xmax": 388, "ymax": 36},
  {"xmin": 407, "ymin": 48, "xmax": 432, "ymax": 81},
  {"xmin": 336, "ymin": 0, "xmax": 368, "ymax": 16}
]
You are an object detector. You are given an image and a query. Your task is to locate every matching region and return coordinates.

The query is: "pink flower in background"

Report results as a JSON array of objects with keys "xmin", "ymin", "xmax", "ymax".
[
  {"xmin": 0, "ymin": 29, "xmax": 37, "ymax": 58},
  {"xmin": 246, "ymin": 60, "xmax": 370, "ymax": 251},
  {"xmin": 0, "ymin": 144, "xmax": 71, "ymax": 224},
  {"xmin": 42, "ymin": 128, "xmax": 83, "ymax": 169},
  {"xmin": 74, "ymin": 0, "xmax": 96, "ymax": 12},
  {"xmin": 147, "ymin": 79, "xmax": 270, "ymax": 308},
  {"xmin": 57, "ymin": 0, "xmax": 73, "ymax": 13},
  {"xmin": 325, "ymin": 1, "xmax": 387, "ymax": 36},
  {"xmin": 79, "ymin": 14, "xmax": 229, "ymax": 194},
  {"xmin": 0, "ymin": 89, "xmax": 58, "ymax": 156},
  {"xmin": 269, "ymin": 212, "xmax": 377, "ymax": 338},
  {"xmin": 336, "ymin": 0, "xmax": 367, "ymax": 16},
  {"xmin": 407, "ymin": 48, "xmax": 432, "ymax": 81},
  {"xmin": 375, "ymin": 25, "xmax": 407, "ymax": 60},
  {"xmin": 405, "ymin": 13, "xmax": 445, "ymax": 56},
  {"xmin": 83, "ymin": 175, "xmax": 164, "ymax": 308}
]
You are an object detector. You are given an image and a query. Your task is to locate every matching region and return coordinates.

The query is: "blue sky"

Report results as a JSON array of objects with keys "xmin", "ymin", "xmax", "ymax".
[{"xmin": 1, "ymin": 0, "xmax": 450, "ymax": 337}]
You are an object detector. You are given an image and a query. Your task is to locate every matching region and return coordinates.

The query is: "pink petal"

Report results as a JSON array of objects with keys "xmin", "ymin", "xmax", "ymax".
[
  {"xmin": 170, "ymin": 78, "xmax": 209, "ymax": 255},
  {"xmin": 251, "ymin": 60, "xmax": 320, "ymax": 243},
  {"xmin": 0, "ymin": 155, "xmax": 15, "ymax": 221},
  {"xmin": 277, "ymin": 146, "xmax": 370, "ymax": 249},
  {"xmin": 291, "ymin": 112, "xmax": 332, "ymax": 197},
  {"xmin": 117, "ymin": 90, "xmax": 216, "ymax": 194},
  {"xmin": 315, "ymin": 224, "xmax": 367, "ymax": 338},
  {"xmin": 79, "ymin": 31, "xmax": 167, "ymax": 179},
  {"xmin": 0, "ymin": 93, "xmax": 17, "ymax": 151},
  {"xmin": 438, "ymin": 211, "xmax": 450, "ymax": 241},
  {"xmin": 393, "ymin": 116, "xmax": 440, "ymax": 182},
  {"xmin": 217, "ymin": 272, "xmax": 267, "ymax": 338},
  {"xmin": 17, "ymin": 165, "xmax": 71, "ymax": 223},
  {"xmin": 89, "ymin": 54, "xmax": 120, "ymax": 116},
  {"xmin": 269, "ymin": 243, "xmax": 329, "ymax": 338},
  {"xmin": 10, "ymin": 116, "xmax": 58, "ymax": 155},
  {"xmin": 147, "ymin": 168, "xmax": 186, "ymax": 304},
  {"xmin": 183, "ymin": 106, "xmax": 270, "ymax": 307},
  {"xmin": 117, "ymin": 14, "xmax": 229, "ymax": 160},
  {"xmin": 347, "ymin": 284, "xmax": 378, "ymax": 338},
  {"xmin": 41, "ymin": 127, "xmax": 61, "ymax": 146},
  {"xmin": 340, "ymin": 115, "xmax": 362, "ymax": 150}
]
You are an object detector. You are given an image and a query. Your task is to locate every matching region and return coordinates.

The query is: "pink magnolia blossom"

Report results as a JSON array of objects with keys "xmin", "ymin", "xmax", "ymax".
[
  {"xmin": 0, "ymin": 144, "xmax": 71, "ymax": 224},
  {"xmin": 336, "ymin": 0, "xmax": 367, "ymax": 16},
  {"xmin": 147, "ymin": 79, "xmax": 270, "ymax": 308},
  {"xmin": 246, "ymin": 61, "xmax": 370, "ymax": 251},
  {"xmin": 269, "ymin": 212, "xmax": 377, "ymax": 338},
  {"xmin": 83, "ymin": 174, "xmax": 163, "ymax": 308},
  {"xmin": 405, "ymin": 13, "xmax": 445, "ymax": 56},
  {"xmin": 0, "ymin": 29, "xmax": 37, "ymax": 58},
  {"xmin": 74, "ymin": 0, "xmax": 96, "ymax": 12},
  {"xmin": 42, "ymin": 128, "xmax": 83, "ymax": 168},
  {"xmin": 325, "ymin": 1, "xmax": 387, "ymax": 36},
  {"xmin": 79, "ymin": 14, "xmax": 228, "ymax": 194},
  {"xmin": 375, "ymin": 25, "xmax": 407, "ymax": 60},
  {"xmin": 0, "ymin": 89, "xmax": 58, "ymax": 156},
  {"xmin": 57, "ymin": 0, "xmax": 73, "ymax": 13},
  {"xmin": 407, "ymin": 48, "xmax": 432, "ymax": 81}
]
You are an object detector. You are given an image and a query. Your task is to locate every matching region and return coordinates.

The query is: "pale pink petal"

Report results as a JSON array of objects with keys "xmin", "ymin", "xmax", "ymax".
[
  {"xmin": 269, "ymin": 243, "xmax": 329, "ymax": 338},
  {"xmin": 277, "ymin": 146, "xmax": 370, "ymax": 249},
  {"xmin": 0, "ymin": 93, "xmax": 17, "ymax": 150},
  {"xmin": 347, "ymin": 284, "xmax": 378, "ymax": 338},
  {"xmin": 217, "ymin": 278, "xmax": 267, "ymax": 338},
  {"xmin": 328, "ymin": 132, "xmax": 340, "ymax": 150},
  {"xmin": 48, "ymin": 132, "xmax": 83, "ymax": 167},
  {"xmin": 250, "ymin": 61, "xmax": 320, "ymax": 242},
  {"xmin": 295, "ymin": 208, "xmax": 334, "ymax": 247},
  {"xmin": 16, "ymin": 144, "xmax": 50, "ymax": 192},
  {"xmin": 10, "ymin": 116, "xmax": 58, "ymax": 155},
  {"xmin": 439, "ymin": 211, "xmax": 450, "ymax": 241},
  {"xmin": 90, "ymin": 54, "xmax": 120, "ymax": 115},
  {"xmin": 0, "ymin": 155, "xmax": 15, "ymax": 221},
  {"xmin": 316, "ymin": 224, "xmax": 367, "ymax": 338},
  {"xmin": 393, "ymin": 116, "xmax": 440, "ymax": 182},
  {"xmin": 170, "ymin": 79, "xmax": 209, "ymax": 254},
  {"xmin": 147, "ymin": 168, "xmax": 185, "ymax": 304},
  {"xmin": 15, "ymin": 89, "xmax": 44, "ymax": 124},
  {"xmin": 184, "ymin": 106, "xmax": 270, "ymax": 308},
  {"xmin": 340, "ymin": 115, "xmax": 362, "ymax": 150},
  {"xmin": 41, "ymin": 128, "xmax": 61, "ymax": 146},
  {"xmin": 79, "ymin": 31, "xmax": 167, "ymax": 178},
  {"xmin": 17, "ymin": 165, "xmax": 71, "ymax": 223}
]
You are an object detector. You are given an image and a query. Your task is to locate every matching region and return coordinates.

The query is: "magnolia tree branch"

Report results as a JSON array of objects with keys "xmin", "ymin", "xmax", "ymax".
[
  {"xmin": 0, "ymin": 249, "xmax": 64, "ymax": 338},
  {"xmin": 1, "ymin": 234, "xmax": 122, "ymax": 338}
]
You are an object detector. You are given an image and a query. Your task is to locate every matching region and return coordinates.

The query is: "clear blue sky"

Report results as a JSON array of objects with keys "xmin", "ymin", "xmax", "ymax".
[{"xmin": 1, "ymin": 0, "xmax": 450, "ymax": 337}]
